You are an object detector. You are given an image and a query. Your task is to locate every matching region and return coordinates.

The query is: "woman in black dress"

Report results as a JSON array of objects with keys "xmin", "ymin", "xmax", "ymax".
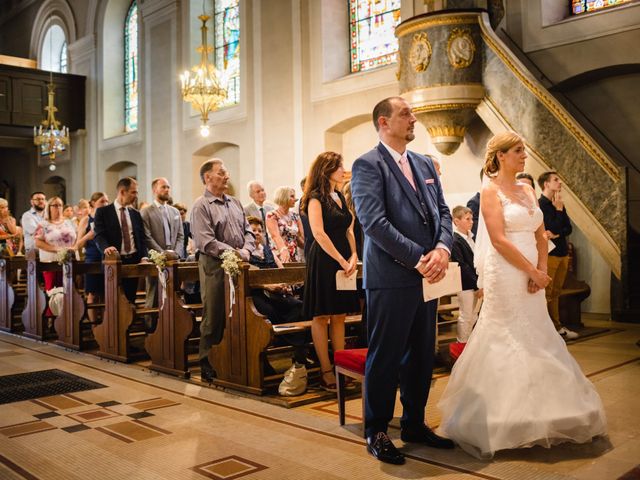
[
  {"xmin": 301, "ymin": 152, "xmax": 360, "ymax": 391},
  {"xmin": 75, "ymin": 192, "xmax": 109, "ymax": 321}
]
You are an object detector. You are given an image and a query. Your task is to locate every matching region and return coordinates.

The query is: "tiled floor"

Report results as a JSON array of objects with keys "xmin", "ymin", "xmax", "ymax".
[{"xmin": 0, "ymin": 316, "xmax": 638, "ymax": 480}]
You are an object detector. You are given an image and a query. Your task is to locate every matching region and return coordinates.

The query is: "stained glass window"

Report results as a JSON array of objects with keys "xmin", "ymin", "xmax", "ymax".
[
  {"xmin": 571, "ymin": 0, "xmax": 632, "ymax": 15},
  {"xmin": 349, "ymin": 0, "xmax": 401, "ymax": 73},
  {"xmin": 124, "ymin": 0, "xmax": 138, "ymax": 132},
  {"xmin": 41, "ymin": 25, "xmax": 66, "ymax": 73},
  {"xmin": 214, "ymin": 0, "xmax": 240, "ymax": 106},
  {"xmin": 59, "ymin": 41, "xmax": 67, "ymax": 73}
]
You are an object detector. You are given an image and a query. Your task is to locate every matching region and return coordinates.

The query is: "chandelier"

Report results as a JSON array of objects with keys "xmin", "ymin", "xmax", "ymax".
[
  {"xmin": 33, "ymin": 29, "xmax": 70, "ymax": 171},
  {"xmin": 180, "ymin": 14, "xmax": 228, "ymax": 137}
]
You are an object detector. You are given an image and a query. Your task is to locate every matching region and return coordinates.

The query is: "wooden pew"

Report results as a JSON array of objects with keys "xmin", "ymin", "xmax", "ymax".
[
  {"xmin": 558, "ymin": 242, "xmax": 590, "ymax": 328},
  {"xmin": 0, "ymin": 255, "xmax": 27, "ymax": 333},
  {"xmin": 94, "ymin": 252, "xmax": 159, "ymax": 362},
  {"xmin": 212, "ymin": 263, "xmax": 362, "ymax": 395},
  {"xmin": 21, "ymin": 250, "xmax": 61, "ymax": 340},
  {"xmin": 53, "ymin": 259, "xmax": 102, "ymax": 350},
  {"xmin": 145, "ymin": 258, "xmax": 200, "ymax": 378}
]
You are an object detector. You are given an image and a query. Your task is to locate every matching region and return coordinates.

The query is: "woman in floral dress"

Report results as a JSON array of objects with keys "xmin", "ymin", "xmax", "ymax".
[
  {"xmin": 34, "ymin": 197, "xmax": 77, "ymax": 313},
  {"xmin": 266, "ymin": 186, "xmax": 305, "ymax": 263}
]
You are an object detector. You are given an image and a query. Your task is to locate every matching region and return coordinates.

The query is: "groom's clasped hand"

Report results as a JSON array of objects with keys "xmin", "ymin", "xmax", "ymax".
[{"xmin": 418, "ymin": 247, "xmax": 450, "ymax": 283}]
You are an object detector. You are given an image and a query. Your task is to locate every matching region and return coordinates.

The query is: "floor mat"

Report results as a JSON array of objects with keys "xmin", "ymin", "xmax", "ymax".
[{"xmin": 0, "ymin": 369, "xmax": 106, "ymax": 405}]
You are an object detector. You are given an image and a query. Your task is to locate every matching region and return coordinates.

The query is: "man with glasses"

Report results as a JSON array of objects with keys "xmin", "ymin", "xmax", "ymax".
[{"xmin": 20, "ymin": 192, "xmax": 47, "ymax": 252}]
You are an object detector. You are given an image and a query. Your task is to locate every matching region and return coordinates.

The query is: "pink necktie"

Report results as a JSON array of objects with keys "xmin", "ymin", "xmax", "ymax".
[{"xmin": 399, "ymin": 154, "xmax": 416, "ymax": 190}]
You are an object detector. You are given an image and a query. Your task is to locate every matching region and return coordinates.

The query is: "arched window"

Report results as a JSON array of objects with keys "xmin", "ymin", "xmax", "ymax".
[
  {"xmin": 124, "ymin": 0, "xmax": 138, "ymax": 132},
  {"xmin": 571, "ymin": 0, "xmax": 632, "ymax": 15},
  {"xmin": 40, "ymin": 24, "xmax": 67, "ymax": 72},
  {"xmin": 349, "ymin": 0, "xmax": 401, "ymax": 73},
  {"xmin": 59, "ymin": 41, "xmax": 67, "ymax": 73},
  {"xmin": 214, "ymin": 0, "xmax": 240, "ymax": 106}
]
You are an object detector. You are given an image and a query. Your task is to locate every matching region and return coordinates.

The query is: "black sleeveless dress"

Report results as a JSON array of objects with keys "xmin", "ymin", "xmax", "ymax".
[{"xmin": 302, "ymin": 192, "xmax": 360, "ymax": 319}]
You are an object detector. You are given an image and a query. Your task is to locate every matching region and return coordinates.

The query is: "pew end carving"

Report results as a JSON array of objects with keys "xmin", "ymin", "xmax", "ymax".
[
  {"xmin": 94, "ymin": 252, "xmax": 159, "ymax": 362},
  {"xmin": 0, "ymin": 256, "xmax": 27, "ymax": 333},
  {"xmin": 145, "ymin": 259, "xmax": 200, "ymax": 378},
  {"xmin": 53, "ymin": 260, "xmax": 101, "ymax": 350},
  {"xmin": 21, "ymin": 250, "xmax": 58, "ymax": 340}
]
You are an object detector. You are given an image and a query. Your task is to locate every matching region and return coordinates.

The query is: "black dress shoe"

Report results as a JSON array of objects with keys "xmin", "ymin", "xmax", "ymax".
[
  {"xmin": 199, "ymin": 358, "xmax": 217, "ymax": 383},
  {"xmin": 366, "ymin": 432, "xmax": 406, "ymax": 465},
  {"xmin": 401, "ymin": 424, "xmax": 455, "ymax": 449}
]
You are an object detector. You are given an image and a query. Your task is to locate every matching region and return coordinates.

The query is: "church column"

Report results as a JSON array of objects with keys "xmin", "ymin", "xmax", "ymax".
[
  {"xmin": 139, "ymin": 0, "xmax": 182, "ymax": 200},
  {"xmin": 68, "ymin": 34, "xmax": 98, "ymax": 198}
]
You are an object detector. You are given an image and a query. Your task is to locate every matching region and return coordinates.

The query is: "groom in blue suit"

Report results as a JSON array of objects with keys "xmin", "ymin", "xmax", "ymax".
[{"xmin": 351, "ymin": 97, "xmax": 454, "ymax": 464}]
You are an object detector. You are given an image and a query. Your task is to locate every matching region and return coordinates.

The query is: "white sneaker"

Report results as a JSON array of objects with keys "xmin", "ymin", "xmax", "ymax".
[
  {"xmin": 278, "ymin": 363, "xmax": 307, "ymax": 396},
  {"xmin": 558, "ymin": 327, "xmax": 579, "ymax": 340}
]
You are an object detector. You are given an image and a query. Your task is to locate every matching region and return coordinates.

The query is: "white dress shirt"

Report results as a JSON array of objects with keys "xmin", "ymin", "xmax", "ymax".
[
  {"xmin": 113, "ymin": 199, "xmax": 137, "ymax": 255},
  {"xmin": 454, "ymin": 226, "xmax": 476, "ymax": 251},
  {"xmin": 20, "ymin": 208, "xmax": 45, "ymax": 252}
]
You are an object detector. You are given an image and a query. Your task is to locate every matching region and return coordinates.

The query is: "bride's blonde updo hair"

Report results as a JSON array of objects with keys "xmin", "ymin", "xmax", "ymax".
[{"xmin": 484, "ymin": 131, "xmax": 525, "ymax": 176}]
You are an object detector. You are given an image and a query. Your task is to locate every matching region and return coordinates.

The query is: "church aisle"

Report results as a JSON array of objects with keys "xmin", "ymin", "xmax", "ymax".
[{"xmin": 0, "ymin": 317, "xmax": 638, "ymax": 480}]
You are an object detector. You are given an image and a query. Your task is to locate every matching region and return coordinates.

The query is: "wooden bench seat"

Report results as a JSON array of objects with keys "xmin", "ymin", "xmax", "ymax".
[
  {"xmin": 558, "ymin": 243, "xmax": 590, "ymax": 328},
  {"xmin": 272, "ymin": 315, "xmax": 362, "ymax": 335},
  {"xmin": 211, "ymin": 263, "xmax": 362, "ymax": 395}
]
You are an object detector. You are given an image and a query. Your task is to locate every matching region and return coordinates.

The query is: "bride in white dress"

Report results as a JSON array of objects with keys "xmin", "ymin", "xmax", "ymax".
[{"xmin": 437, "ymin": 132, "xmax": 607, "ymax": 458}]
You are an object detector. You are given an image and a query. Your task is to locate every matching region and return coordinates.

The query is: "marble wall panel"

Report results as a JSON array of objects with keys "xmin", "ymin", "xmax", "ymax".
[{"xmin": 482, "ymin": 46, "xmax": 626, "ymax": 251}]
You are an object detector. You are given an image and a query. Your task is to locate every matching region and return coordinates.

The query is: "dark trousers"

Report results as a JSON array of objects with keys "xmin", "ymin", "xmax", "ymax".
[
  {"xmin": 252, "ymin": 289, "xmax": 308, "ymax": 363},
  {"xmin": 121, "ymin": 254, "xmax": 142, "ymax": 303},
  {"xmin": 198, "ymin": 254, "xmax": 225, "ymax": 361},
  {"xmin": 364, "ymin": 285, "xmax": 437, "ymax": 437}
]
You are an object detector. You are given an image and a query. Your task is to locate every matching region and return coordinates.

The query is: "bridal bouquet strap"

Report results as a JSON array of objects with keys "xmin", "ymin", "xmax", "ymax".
[
  {"xmin": 56, "ymin": 248, "xmax": 73, "ymax": 265},
  {"xmin": 220, "ymin": 249, "xmax": 241, "ymax": 317},
  {"xmin": 148, "ymin": 249, "xmax": 168, "ymax": 309}
]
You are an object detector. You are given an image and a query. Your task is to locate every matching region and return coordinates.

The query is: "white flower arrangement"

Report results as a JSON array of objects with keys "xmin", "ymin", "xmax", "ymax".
[
  {"xmin": 56, "ymin": 248, "xmax": 73, "ymax": 265},
  {"xmin": 148, "ymin": 249, "xmax": 167, "ymax": 268},
  {"xmin": 220, "ymin": 249, "xmax": 242, "ymax": 317},
  {"xmin": 148, "ymin": 249, "xmax": 168, "ymax": 310},
  {"xmin": 220, "ymin": 249, "xmax": 241, "ymax": 277}
]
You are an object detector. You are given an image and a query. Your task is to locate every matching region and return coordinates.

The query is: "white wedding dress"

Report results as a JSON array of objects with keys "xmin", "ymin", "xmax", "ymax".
[{"xmin": 437, "ymin": 191, "xmax": 607, "ymax": 458}]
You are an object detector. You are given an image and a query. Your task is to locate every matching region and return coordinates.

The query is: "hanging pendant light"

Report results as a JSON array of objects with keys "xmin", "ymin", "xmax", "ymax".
[
  {"xmin": 180, "ymin": 12, "xmax": 228, "ymax": 137},
  {"xmin": 33, "ymin": 19, "xmax": 70, "ymax": 170}
]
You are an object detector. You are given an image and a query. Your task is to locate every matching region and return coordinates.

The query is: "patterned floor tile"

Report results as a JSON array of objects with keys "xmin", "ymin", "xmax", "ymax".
[
  {"xmin": 61, "ymin": 424, "xmax": 92, "ymax": 434},
  {"xmin": 33, "ymin": 411, "xmax": 60, "ymax": 420},
  {"xmin": 0, "ymin": 420, "xmax": 56, "ymax": 438},
  {"xmin": 191, "ymin": 456, "xmax": 268, "ymax": 480},
  {"xmin": 127, "ymin": 398, "xmax": 180, "ymax": 411},
  {"xmin": 96, "ymin": 419, "xmax": 170, "ymax": 443},
  {"xmin": 32, "ymin": 394, "xmax": 91, "ymax": 410},
  {"xmin": 66, "ymin": 407, "xmax": 121, "ymax": 423}
]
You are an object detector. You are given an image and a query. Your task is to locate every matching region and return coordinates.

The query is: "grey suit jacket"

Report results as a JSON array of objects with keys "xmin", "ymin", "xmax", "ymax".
[
  {"xmin": 243, "ymin": 202, "xmax": 274, "ymax": 222},
  {"xmin": 141, "ymin": 203, "xmax": 185, "ymax": 258}
]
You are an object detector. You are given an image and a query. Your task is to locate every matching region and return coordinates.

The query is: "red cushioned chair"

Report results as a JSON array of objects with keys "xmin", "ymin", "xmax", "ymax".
[{"xmin": 334, "ymin": 348, "xmax": 367, "ymax": 436}]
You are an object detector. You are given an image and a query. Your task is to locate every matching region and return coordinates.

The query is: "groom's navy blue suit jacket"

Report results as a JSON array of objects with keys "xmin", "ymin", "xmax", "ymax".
[{"xmin": 351, "ymin": 143, "xmax": 453, "ymax": 289}]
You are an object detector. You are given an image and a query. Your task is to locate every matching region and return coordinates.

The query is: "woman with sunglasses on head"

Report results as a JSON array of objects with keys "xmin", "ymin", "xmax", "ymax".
[{"xmin": 34, "ymin": 196, "xmax": 77, "ymax": 319}]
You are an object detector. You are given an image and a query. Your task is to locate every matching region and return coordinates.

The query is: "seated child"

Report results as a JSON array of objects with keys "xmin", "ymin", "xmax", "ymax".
[{"xmin": 246, "ymin": 216, "xmax": 309, "ymax": 395}]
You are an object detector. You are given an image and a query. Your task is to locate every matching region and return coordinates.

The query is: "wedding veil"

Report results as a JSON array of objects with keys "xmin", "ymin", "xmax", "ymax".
[{"xmin": 473, "ymin": 174, "xmax": 491, "ymax": 288}]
